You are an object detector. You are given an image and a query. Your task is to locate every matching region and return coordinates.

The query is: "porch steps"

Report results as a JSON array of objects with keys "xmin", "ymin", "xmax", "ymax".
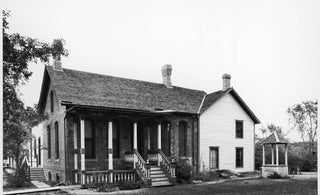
[
  {"xmin": 30, "ymin": 167, "xmax": 45, "ymax": 181},
  {"xmin": 150, "ymin": 166, "xmax": 172, "ymax": 187}
]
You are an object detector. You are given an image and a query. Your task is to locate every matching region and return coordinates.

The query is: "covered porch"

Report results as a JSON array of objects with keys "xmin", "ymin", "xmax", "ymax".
[{"xmin": 67, "ymin": 108, "xmax": 195, "ymax": 187}]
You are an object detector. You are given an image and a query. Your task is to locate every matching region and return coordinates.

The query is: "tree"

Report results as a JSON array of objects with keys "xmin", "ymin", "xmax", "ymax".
[
  {"xmin": 3, "ymin": 10, "xmax": 68, "ymax": 186},
  {"xmin": 287, "ymin": 100, "xmax": 318, "ymax": 154},
  {"xmin": 260, "ymin": 123, "xmax": 286, "ymax": 140}
]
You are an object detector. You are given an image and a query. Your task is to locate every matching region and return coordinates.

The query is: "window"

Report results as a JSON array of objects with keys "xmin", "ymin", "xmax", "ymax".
[
  {"xmin": 236, "ymin": 147, "xmax": 243, "ymax": 168},
  {"xmin": 48, "ymin": 172, "xmax": 51, "ymax": 181},
  {"xmin": 112, "ymin": 121, "xmax": 120, "ymax": 158},
  {"xmin": 178, "ymin": 121, "xmax": 187, "ymax": 156},
  {"xmin": 235, "ymin": 120, "xmax": 243, "ymax": 138},
  {"xmin": 85, "ymin": 121, "xmax": 95, "ymax": 158},
  {"xmin": 55, "ymin": 122, "xmax": 59, "ymax": 159},
  {"xmin": 47, "ymin": 126, "xmax": 51, "ymax": 159},
  {"xmin": 56, "ymin": 174, "xmax": 60, "ymax": 183},
  {"xmin": 161, "ymin": 122, "xmax": 171, "ymax": 156},
  {"xmin": 50, "ymin": 91, "xmax": 54, "ymax": 113},
  {"xmin": 209, "ymin": 147, "xmax": 219, "ymax": 169}
]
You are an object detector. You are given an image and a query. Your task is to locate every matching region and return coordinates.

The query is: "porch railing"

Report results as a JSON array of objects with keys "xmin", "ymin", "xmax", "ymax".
[
  {"xmin": 158, "ymin": 150, "xmax": 177, "ymax": 181},
  {"xmin": 84, "ymin": 170, "xmax": 135, "ymax": 185}
]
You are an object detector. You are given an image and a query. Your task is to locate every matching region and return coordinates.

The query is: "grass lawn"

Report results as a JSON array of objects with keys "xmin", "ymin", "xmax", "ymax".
[{"xmin": 111, "ymin": 177, "xmax": 317, "ymax": 195}]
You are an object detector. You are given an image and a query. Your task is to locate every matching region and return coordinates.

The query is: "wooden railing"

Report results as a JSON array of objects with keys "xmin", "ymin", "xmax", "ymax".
[
  {"xmin": 84, "ymin": 170, "xmax": 135, "ymax": 185},
  {"xmin": 159, "ymin": 150, "xmax": 176, "ymax": 178}
]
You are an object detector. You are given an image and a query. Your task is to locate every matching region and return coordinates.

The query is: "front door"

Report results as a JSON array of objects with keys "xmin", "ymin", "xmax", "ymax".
[
  {"xmin": 209, "ymin": 147, "xmax": 219, "ymax": 169},
  {"xmin": 137, "ymin": 123, "xmax": 146, "ymax": 159}
]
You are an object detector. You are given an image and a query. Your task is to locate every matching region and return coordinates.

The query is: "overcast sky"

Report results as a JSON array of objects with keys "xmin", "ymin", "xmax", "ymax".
[{"xmin": 4, "ymin": 0, "xmax": 320, "ymax": 141}]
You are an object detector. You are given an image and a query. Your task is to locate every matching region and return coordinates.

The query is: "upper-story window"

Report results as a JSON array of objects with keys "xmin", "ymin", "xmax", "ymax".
[
  {"xmin": 47, "ymin": 125, "xmax": 51, "ymax": 159},
  {"xmin": 178, "ymin": 121, "xmax": 187, "ymax": 156},
  {"xmin": 235, "ymin": 120, "xmax": 243, "ymax": 138},
  {"xmin": 50, "ymin": 91, "xmax": 54, "ymax": 113},
  {"xmin": 85, "ymin": 120, "xmax": 95, "ymax": 158},
  {"xmin": 55, "ymin": 122, "xmax": 59, "ymax": 159}
]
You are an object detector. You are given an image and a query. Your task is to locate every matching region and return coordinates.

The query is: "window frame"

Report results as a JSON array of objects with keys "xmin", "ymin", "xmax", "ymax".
[
  {"xmin": 50, "ymin": 91, "xmax": 54, "ymax": 113},
  {"xmin": 85, "ymin": 120, "xmax": 95, "ymax": 159},
  {"xmin": 235, "ymin": 147, "xmax": 244, "ymax": 168},
  {"xmin": 235, "ymin": 120, "xmax": 244, "ymax": 139},
  {"xmin": 47, "ymin": 125, "xmax": 51, "ymax": 159},
  {"xmin": 178, "ymin": 121, "xmax": 187, "ymax": 157},
  {"xmin": 55, "ymin": 122, "xmax": 59, "ymax": 159}
]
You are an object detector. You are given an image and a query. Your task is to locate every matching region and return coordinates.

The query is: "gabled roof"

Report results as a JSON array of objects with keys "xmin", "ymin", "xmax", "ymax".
[
  {"xmin": 200, "ymin": 88, "xmax": 260, "ymax": 124},
  {"xmin": 260, "ymin": 132, "xmax": 289, "ymax": 144},
  {"xmin": 38, "ymin": 66, "xmax": 206, "ymax": 114}
]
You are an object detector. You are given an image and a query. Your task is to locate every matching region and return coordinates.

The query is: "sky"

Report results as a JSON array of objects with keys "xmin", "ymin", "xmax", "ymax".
[{"xmin": 3, "ymin": 0, "xmax": 320, "ymax": 141}]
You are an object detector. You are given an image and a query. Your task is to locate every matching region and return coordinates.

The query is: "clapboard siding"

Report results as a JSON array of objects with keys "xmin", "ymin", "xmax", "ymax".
[{"xmin": 199, "ymin": 93, "xmax": 254, "ymax": 172}]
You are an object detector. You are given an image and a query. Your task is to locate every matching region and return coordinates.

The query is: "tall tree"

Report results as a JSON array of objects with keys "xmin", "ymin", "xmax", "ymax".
[
  {"xmin": 3, "ymin": 10, "xmax": 68, "ymax": 185},
  {"xmin": 287, "ymin": 100, "xmax": 318, "ymax": 154}
]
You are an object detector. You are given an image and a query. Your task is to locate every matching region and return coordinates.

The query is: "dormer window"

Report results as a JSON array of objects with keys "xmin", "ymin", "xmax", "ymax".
[{"xmin": 50, "ymin": 91, "xmax": 54, "ymax": 113}]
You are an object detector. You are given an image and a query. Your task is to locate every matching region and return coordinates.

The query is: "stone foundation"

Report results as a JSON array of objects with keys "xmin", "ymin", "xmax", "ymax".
[{"xmin": 261, "ymin": 165, "xmax": 288, "ymax": 177}]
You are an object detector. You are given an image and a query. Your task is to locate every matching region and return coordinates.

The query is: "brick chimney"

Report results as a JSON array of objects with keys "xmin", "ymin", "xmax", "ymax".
[
  {"xmin": 161, "ymin": 64, "xmax": 173, "ymax": 88},
  {"xmin": 53, "ymin": 54, "xmax": 63, "ymax": 71},
  {"xmin": 222, "ymin": 73, "xmax": 231, "ymax": 91}
]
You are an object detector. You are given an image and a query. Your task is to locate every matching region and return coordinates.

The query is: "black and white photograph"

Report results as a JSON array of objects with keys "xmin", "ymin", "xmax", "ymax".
[{"xmin": 1, "ymin": 0, "xmax": 319, "ymax": 194}]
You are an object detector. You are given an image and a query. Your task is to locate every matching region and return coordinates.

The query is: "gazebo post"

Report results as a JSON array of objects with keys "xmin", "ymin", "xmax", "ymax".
[
  {"xmin": 262, "ymin": 144, "xmax": 265, "ymax": 166},
  {"xmin": 285, "ymin": 144, "xmax": 288, "ymax": 166},
  {"xmin": 271, "ymin": 145, "xmax": 274, "ymax": 165},
  {"xmin": 275, "ymin": 144, "xmax": 279, "ymax": 166}
]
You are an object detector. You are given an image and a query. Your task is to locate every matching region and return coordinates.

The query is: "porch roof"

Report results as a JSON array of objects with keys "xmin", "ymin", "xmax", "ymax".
[
  {"xmin": 260, "ymin": 132, "xmax": 289, "ymax": 144},
  {"xmin": 39, "ymin": 66, "xmax": 206, "ymax": 114}
]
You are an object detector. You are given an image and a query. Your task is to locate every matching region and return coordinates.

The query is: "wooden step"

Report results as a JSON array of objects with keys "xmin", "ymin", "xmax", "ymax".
[
  {"xmin": 152, "ymin": 177, "xmax": 169, "ymax": 182},
  {"xmin": 150, "ymin": 173, "xmax": 167, "ymax": 178},
  {"xmin": 151, "ymin": 181, "xmax": 172, "ymax": 187}
]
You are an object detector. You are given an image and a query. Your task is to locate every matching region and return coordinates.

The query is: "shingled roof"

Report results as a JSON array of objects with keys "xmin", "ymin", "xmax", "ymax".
[
  {"xmin": 260, "ymin": 132, "xmax": 289, "ymax": 144},
  {"xmin": 39, "ymin": 66, "xmax": 206, "ymax": 114},
  {"xmin": 200, "ymin": 88, "xmax": 260, "ymax": 124}
]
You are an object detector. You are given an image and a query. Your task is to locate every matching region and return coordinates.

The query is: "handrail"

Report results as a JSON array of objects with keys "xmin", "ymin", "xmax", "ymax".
[
  {"xmin": 159, "ymin": 151, "xmax": 176, "ymax": 177},
  {"xmin": 22, "ymin": 156, "xmax": 30, "ymax": 166},
  {"xmin": 134, "ymin": 150, "xmax": 146, "ymax": 164}
]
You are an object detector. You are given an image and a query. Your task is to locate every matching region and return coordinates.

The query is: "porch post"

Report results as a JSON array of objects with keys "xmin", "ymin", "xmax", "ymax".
[
  {"xmin": 73, "ymin": 122, "xmax": 78, "ymax": 183},
  {"xmin": 133, "ymin": 122, "xmax": 137, "ymax": 150},
  {"xmin": 271, "ymin": 145, "xmax": 274, "ymax": 165},
  {"xmin": 276, "ymin": 144, "xmax": 279, "ymax": 165},
  {"xmin": 285, "ymin": 144, "xmax": 288, "ymax": 166},
  {"xmin": 80, "ymin": 119, "xmax": 86, "ymax": 186},
  {"xmin": 108, "ymin": 121, "xmax": 113, "ymax": 183},
  {"xmin": 147, "ymin": 127, "xmax": 150, "ymax": 150},
  {"xmin": 262, "ymin": 144, "xmax": 265, "ymax": 166},
  {"xmin": 157, "ymin": 124, "xmax": 161, "ymax": 150}
]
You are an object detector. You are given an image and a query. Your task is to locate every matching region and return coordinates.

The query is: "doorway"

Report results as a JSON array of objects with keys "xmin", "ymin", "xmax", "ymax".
[{"xmin": 209, "ymin": 147, "xmax": 219, "ymax": 169}]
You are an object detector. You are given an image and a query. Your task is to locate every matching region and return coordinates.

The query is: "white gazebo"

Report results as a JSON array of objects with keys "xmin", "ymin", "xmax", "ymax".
[{"xmin": 261, "ymin": 132, "xmax": 289, "ymax": 177}]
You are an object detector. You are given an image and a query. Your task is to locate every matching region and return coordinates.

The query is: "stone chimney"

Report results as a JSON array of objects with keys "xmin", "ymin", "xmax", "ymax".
[
  {"xmin": 222, "ymin": 73, "xmax": 231, "ymax": 91},
  {"xmin": 161, "ymin": 64, "xmax": 173, "ymax": 88},
  {"xmin": 53, "ymin": 54, "xmax": 63, "ymax": 71}
]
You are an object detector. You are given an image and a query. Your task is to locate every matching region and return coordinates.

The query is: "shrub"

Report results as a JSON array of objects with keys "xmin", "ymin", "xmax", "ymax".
[
  {"xmin": 118, "ymin": 180, "xmax": 144, "ymax": 190},
  {"xmin": 6, "ymin": 167, "xmax": 28, "ymax": 187},
  {"xmin": 176, "ymin": 158, "xmax": 193, "ymax": 184},
  {"xmin": 267, "ymin": 172, "xmax": 283, "ymax": 179},
  {"xmin": 301, "ymin": 153, "xmax": 317, "ymax": 172}
]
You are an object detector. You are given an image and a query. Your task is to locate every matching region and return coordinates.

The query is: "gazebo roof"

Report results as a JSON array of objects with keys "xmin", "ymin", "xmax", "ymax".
[{"xmin": 261, "ymin": 132, "xmax": 289, "ymax": 144}]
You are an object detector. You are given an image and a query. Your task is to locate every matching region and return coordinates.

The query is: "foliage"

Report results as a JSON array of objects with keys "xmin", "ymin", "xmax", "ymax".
[
  {"xmin": 260, "ymin": 124, "xmax": 286, "ymax": 140},
  {"xmin": 118, "ymin": 180, "xmax": 144, "ymax": 190},
  {"xmin": 193, "ymin": 171, "xmax": 220, "ymax": 182},
  {"xmin": 6, "ymin": 163, "xmax": 28, "ymax": 187},
  {"xmin": 3, "ymin": 10, "xmax": 68, "ymax": 184},
  {"xmin": 287, "ymin": 100, "xmax": 318, "ymax": 154},
  {"xmin": 267, "ymin": 172, "xmax": 283, "ymax": 179},
  {"xmin": 176, "ymin": 158, "xmax": 193, "ymax": 184}
]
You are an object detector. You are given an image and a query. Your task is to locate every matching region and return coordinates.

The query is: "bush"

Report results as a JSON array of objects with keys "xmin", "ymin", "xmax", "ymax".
[
  {"xmin": 176, "ymin": 158, "xmax": 193, "ymax": 184},
  {"xmin": 193, "ymin": 171, "xmax": 220, "ymax": 182},
  {"xmin": 301, "ymin": 153, "xmax": 317, "ymax": 172},
  {"xmin": 267, "ymin": 172, "xmax": 283, "ymax": 179},
  {"xmin": 118, "ymin": 180, "xmax": 144, "ymax": 190},
  {"xmin": 6, "ymin": 167, "xmax": 28, "ymax": 187}
]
